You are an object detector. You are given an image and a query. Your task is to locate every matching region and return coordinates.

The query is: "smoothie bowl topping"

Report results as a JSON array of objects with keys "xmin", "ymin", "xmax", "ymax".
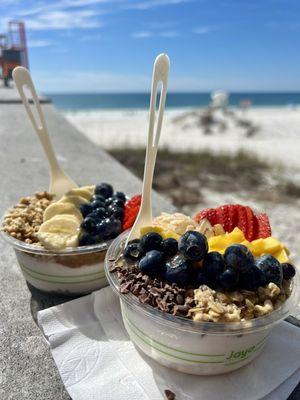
[
  {"xmin": 109, "ymin": 204, "xmax": 296, "ymax": 323},
  {"xmin": 1, "ymin": 185, "xmax": 141, "ymax": 294},
  {"xmin": 2, "ymin": 184, "xmax": 141, "ymax": 251}
]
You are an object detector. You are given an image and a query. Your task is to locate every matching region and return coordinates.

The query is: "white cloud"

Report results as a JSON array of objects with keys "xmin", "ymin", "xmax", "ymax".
[
  {"xmin": 24, "ymin": 10, "xmax": 102, "ymax": 30},
  {"xmin": 132, "ymin": 29, "xmax": 180, "ymax": 38},
  {"xmin": 123, "ymin": 0, "xmax": 191, "ymax": 11},
  {"xmin": 194, "ymin": 25, "xmax": 216, "ymax": 34},
  {"xmin": 18, "ymin": 0, "xmax": 112, "ymax": 17},
  {"xmin": 1, "ymin": 0, "xmax": 189, "ymax": 34},
  {"xmin": 160, "ymin": 30, "xmax": 179, "ymax": 37},
  {"xmin": 131, "ymin": 30, "xmax": 153, "ymax": 38},
  {"xmin": 28, "ymin": 39, "xmax": 52, "ymax": 48}
]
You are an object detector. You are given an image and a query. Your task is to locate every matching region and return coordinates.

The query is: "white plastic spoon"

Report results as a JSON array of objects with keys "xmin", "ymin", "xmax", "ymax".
[
  {"xmin": 13, "ymin": 67, "xmax": 78, "ymax": 199},
  {"xmin": 126, "ymin": 53, "xmax": 170, "ymax": 245}
]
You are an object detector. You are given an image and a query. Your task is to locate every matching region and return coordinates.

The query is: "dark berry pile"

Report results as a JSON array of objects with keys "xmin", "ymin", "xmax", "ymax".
[
  {"xmin": 78, "ymin": 183, "xmax": 126, "ymax": 246},
  {"xmin": 123, "ymin": 230, "xmax": 296, "ymax": 291}
]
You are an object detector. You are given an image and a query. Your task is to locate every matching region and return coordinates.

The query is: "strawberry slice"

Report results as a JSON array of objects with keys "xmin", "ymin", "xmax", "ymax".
[
  {"xmin": 227, "ymin": 204, "xmax": 238, "ymax": 233},
  {"xmin": 194, "ymin": 208, "xmax": 218, "ymax": 225},
  {"xmin": 256, "ymin": 213, "xmax": 272, "ymax": 238},
  {"xmin": 252, "ymin": 215, "xmax": 260, "ymax": 240},
  {"xmin": 194, "ymin": 204, "xmax": 271, "ymax": 240},
  {"xmin": 216, "ymin": 205, "xmax": 229, "ymax": 231},
  {"xmin": 236, "ymin": 205, "xmax": 248, "ymax": 239},
  {"xmin": 245, "ymin": 206, "xmax": 255, "ymax": 241},
  {"xmin": 122, "ymin": 194, "xmax": 141, "ymax": 231}
]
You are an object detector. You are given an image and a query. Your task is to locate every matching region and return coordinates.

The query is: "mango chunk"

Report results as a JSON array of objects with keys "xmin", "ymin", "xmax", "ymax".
[
  {"xmin": 208, "ymin": 235, "xmax": 230, "ymax": 253},
  {"xmin": 274, "ymin": 249, "xmax": 289, "ymax": 263},
  {"xmin": 227, "ymin": 227, "xmax": 246, "ymax": 243},
  {"xmin": 208, "ymin": 227, "xmax": 289, "ymax": 262},
  {"xmin": 161, "ymin": 230, "xmax": 180, "ymax": 241},
  {"xmin": 251, "ymin": 237, "xmax": 283, "ymax": 255}
]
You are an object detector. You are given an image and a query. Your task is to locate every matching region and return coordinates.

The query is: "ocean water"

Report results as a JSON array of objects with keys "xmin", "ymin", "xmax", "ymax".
[{"xmin": 48, "ymin": 92, "xmax": 300, "ymax": 111}]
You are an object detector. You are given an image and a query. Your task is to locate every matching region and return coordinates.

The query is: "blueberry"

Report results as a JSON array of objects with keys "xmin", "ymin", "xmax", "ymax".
[
  {"xmin": 193, "ymin": 269, "xmax": 211, "ymax": 287},
  {"xmin": 255, "ymin": 255, "xmax": 283, "ymax": 287},
  {"xmin": 282, "ymin": 263, "xmax": 296, "ymax": 280},
  {"xmin": 161, "ymin": 238, "xmax": 178, "ymax": 257},
  {"xmin": 91, "ymin": 194, "xmax": 106, "ymax": 204},
  {"xmin": 96, "ymin": 218, "xmax": 114, "ymax": 239},
  {"xmin": 218, "ymin": 268, "xmax": 238, "ymax": 291},
  {"xmin": 202, "ymin": 252, "xmax": 225, "ymax": 281},
  {"xmin": 106, "ymin": 196, "xmax": 124, "ymax": 208},
  {"xmin": 178, "ymin": 231, "xmax": 208, "ymax": 262},
  {"xmin": 124, "ymin": 239, "xmax": 144, "ymax": 262},
  {"xmin": 115, "ymin": 191, "xmax": 126, "ymax": 202},
  {"xmin": 78, "ymin": 232, "xmax": 97, "ymax": 246},
  {"xmin": 164, "ymin": 254, "xmax": 190, "ymax": 286},
  {"xmin": 107, "ymin": 204, "xmax": 124, "ymax": 220},
  {"xmin": 79, "ymin": 203, "xmax": 94, "ymax": 218},
  {"xmin": 81, "ymin": 216, "xmax": 98, "ymax": 234},
  {"xmin": 95, "ymin": 183, "xmax": 113, "ymax": 199},
  {"xmin": 140, "ymin": 232, "xmax": 163, "ymax": 253},
  {"xmin": 239, "ymin": 265, "xmax": 266, "ymax": 291},
  {"xmin": 90, "ymin": 207, "xmax": 107, "ymax": 221},
  {"xmin": 224, "ymin": 244, "xmax": 254, "ymax": 273},
  {"xmin": 91, "ymin": 199, "xmax": 106, "ymax": 210},
  {"xmin": 139, "ymin": 250, "xmax": 165, "ymax": 278}
]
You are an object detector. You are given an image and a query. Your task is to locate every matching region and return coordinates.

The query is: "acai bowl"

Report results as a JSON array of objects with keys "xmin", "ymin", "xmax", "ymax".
[
  {"xmin": 1, "ymin": 184, "xmax": 141, "ymax": 295},
  {"xmin": 105, "ymin": 205, "xmax": 299, "ymax": 375}
]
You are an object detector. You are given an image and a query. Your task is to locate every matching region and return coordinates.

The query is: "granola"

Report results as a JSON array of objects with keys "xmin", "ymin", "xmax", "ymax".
[
  {"xmin": 1, "ymin": 192, "xmax": 54, "ymax": 244},
  {"xmin": 188, "ymin": 282, "xmax": 290, "ymax": 322}
]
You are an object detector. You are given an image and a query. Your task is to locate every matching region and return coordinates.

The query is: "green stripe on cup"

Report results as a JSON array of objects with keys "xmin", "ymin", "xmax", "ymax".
[
  {"xmin": 123, "ymin": 310, "xmax": 269, "ymax": 366},
  {"xmin": 224, "ymin": 337, "xmax": 268, "ymax": 366},
  {"xmin": 20, "ymin": 263, "xmax": 107, "ymax": 284},
  {"xmin": 124, "ymin": 311, "xmax": 225, "ymax": 357},
  {"xmin": 123, "ymin": 313, "xmax": 225, "ymax": 364}
]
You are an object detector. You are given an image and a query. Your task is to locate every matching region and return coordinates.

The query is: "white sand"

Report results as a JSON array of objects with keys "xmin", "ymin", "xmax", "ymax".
[{"xmin": 64, "ymin": 106, "xmax": 300, "ymax": 171}]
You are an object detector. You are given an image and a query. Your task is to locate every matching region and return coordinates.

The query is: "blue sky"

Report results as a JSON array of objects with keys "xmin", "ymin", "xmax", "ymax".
[{"xmin": 1, "ymin": 0, "xmax": 300, "ymax": 92}]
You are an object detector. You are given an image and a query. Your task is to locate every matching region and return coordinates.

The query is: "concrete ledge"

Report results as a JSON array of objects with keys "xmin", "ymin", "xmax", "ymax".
[{"xmin": 0, "ymin": 83, "xmax": 50, "ymax": 103}]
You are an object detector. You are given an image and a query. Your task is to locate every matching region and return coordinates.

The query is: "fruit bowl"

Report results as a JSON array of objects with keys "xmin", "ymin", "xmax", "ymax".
[
  {"xmin": 1, "ymin": 229, "xmax": 110, "ymax": 295},
  {"xmin": 104, "ymin": 231, "xmax": 300, "ymax": 375},
  {"xmin": 1, "ymin": 186, "xmax": 142, "ymax": 295}
]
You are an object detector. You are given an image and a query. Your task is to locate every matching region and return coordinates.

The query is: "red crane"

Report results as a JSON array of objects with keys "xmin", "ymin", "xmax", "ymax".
[{"xmin": 0, "ymin": 21, "xmax": 29, "ymax": 87}]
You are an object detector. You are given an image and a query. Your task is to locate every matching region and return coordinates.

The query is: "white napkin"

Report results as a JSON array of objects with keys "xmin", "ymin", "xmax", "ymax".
[{"xmin": 38, "ymin": 287, "xmax": 300, "ymax": 400}]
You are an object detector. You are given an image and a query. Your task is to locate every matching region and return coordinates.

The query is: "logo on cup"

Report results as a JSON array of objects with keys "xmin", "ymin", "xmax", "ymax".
[{"xmin": 226, "ymin": 345, "xmax": 255, "ymax": 361}]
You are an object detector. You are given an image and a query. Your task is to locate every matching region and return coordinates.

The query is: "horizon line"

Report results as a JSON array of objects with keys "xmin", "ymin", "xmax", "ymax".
[{"xmin": 45, "ymin": 90, "xmax": 300, "ymax": 95}]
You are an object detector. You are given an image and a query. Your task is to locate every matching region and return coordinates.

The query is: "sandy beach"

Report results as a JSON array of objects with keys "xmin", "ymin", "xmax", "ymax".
[{"xmin": 65, "ymin": 106, "xmax": 300, "ymax": 172}]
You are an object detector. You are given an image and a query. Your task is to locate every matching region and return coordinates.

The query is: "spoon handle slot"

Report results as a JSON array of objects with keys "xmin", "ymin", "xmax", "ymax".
[
  {"xmin": 126, "ymin": 54, "xmax": 170, "ymax": 244},
  {"xmin": 13, "ymin": 67, "xmax": 61, "ymax": 174}
]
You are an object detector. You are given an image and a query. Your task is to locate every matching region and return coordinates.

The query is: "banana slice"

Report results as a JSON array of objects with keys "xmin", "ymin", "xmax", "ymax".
[
  {"xmin": 43, "ymin": 202, "xmax": 82, "ymax": 222},
  {"xmin": 66, "ymin": 188, "xmax": 93, "ymax": 201},
  {"xmin": 59, "ymin": 195, "xmax": 88, "ymax": 208},
  {"xmin": 82, "ymin": 185, "xmax": 95, "ymax": 194},
  {"xmin": 38, "ymin": 215, "xmax": 80, "ymax": 250},
  {"xmin": 198, "ymin": 218, "xmax": 215, "ymax": 238}
]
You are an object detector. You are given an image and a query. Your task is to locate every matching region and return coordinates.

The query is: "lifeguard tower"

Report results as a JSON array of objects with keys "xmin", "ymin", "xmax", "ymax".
[{"xmin": 0, "ymin": 21, "xmax": 28, "ymax": 87}]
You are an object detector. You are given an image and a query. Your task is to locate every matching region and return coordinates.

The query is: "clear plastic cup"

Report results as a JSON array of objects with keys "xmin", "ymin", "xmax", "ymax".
[
  {"xmin": 105, "ymin": 231, "xmax": 300, "ymax": 375},
  {"xmin": 1, "ymin": 229, "xmax": 110, "ymax": 295}
]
